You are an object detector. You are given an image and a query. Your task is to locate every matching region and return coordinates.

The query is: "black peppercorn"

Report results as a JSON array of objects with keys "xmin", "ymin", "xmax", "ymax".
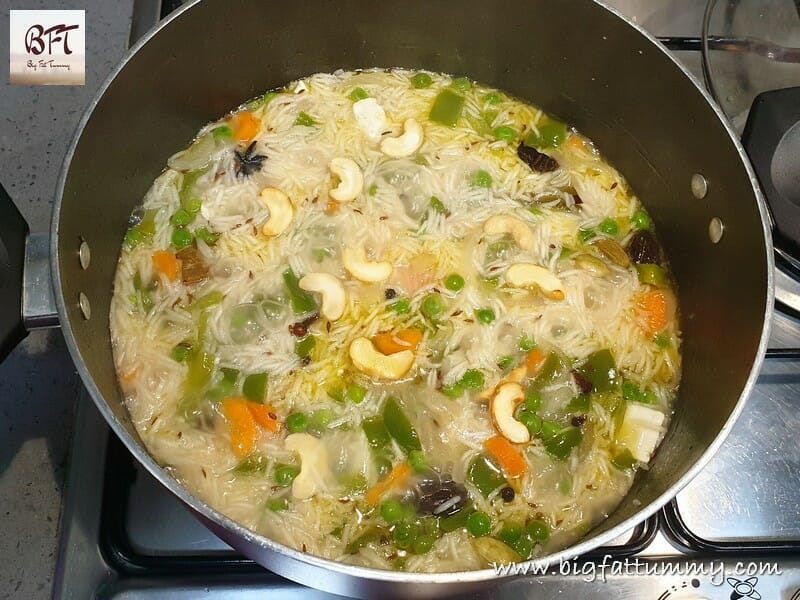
[
  {"xmin": 384, "ymin": 288, "xmax": 397, "ymax": 300},
  {"xmin": 500, "ymin": 486, "xmax": 515, "ymax": 502}
]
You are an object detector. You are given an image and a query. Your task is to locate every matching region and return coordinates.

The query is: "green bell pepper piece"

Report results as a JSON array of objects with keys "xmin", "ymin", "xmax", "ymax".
[
  {"xmin": 575, "ymin": 349, "xmax": 619, "ymax": 392},
  {"xmin": 635, "ymin": 263, "xmax": 668, "ymax": 286},
  {"xmin": 283, "ymin": 268, "xmax": 318, "ymax": 314},
  {"xmin": 467, "ymin": 454, "xmax": 506, "ymax": 497},
  {"xmin": 533, "ymin": 352, "xmax": 568, "ymax": 388},
  {"xmin": 524, "ymin": 118, "xmax": 568, "ymax": 148},
  {"xmin": 383, "ymin": 397, "xmax": 421, "ymax": 454},
  {"xmin": 542, "ymin": 426, "xmax": 583, "ymax": 459},
  {"xmin": 429, "ymin": 89, "xmax": 465, "ymax": 127},
  {"xmin": 243, "ymin": 372, "xmax": 268, "ymax": 403}
]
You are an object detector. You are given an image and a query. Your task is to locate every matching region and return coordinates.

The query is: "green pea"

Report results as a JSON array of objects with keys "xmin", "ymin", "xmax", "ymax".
[
  {"xmin": 578, "ymin": 228, "xmax": 596, "ymax": 242},
  {"xmin": 412, "ymin": 534, "xmax": 435, "ymax": 555},
  {"xmin": 636, "ymin": 263, "xmax": 668, "ymax": 287},
  {"xmin": 171, "ymin": 228, "xmax": 194, "ymax": 250},
  {"xmin": 390, "ymin": 298, "xmax": 410, "ymax": 314},
  {"xmin": 310, "ymin": 408, "xmax": 334, "ymax": 431},
  {"xmin": 475, "ymin": 308, "xmax": 496, "ymax": 324},
  {"xmin": 598, "ymin": 218, "xmax": 619, "ymax": 236},
  {"xmin": 196, "ymin": 227, "xmax": 219, "ymax": 245},
  {"xmin": 471, "ymin": 169, "xmax": 493, "ymax": 189},
  {"xmin": 345, "ymin": 383, "xmax": 366, "ymax": 404},
  {"xmin": 285, "ymin": 412, "xmax": 308, "ymax": 433},
  {"xmin": 467, "ymin": 511, "xmax": 491, "ymax": 537},
  {"xmin": 421, "ymin": 293, "xmax": 445, "ymax": 319},
  {"xmin": 512, "ymin": 535, "xmax": 533, "ymax": 559},
  {"xmin": 380, "ymin": 498, "xmax": 405, "ymax": 524},
  {"xmin": 444, "ymin": 273, "xmax": 465, "ymax": 292},
  {"xmin": 274, "ymin": 465, "xmax": 299, "ymax": 486},
  {"xmin": 212, "ymin": 125, "xmax": 233, "ymax": 140},
  {"xmin": 170, "ymin": 208, "xmax": 194, "ymax": 227},
  {"xmin": 185, "ymin": 198, "xmax": 202, "ymax": 214},
  {"xmin": 526, "ymin": 520, "xmax": 550, "ymax": 542},
  {"xmin": 654, "ymin": 332, "xmax": 671, "ymax": 348},
  {"xmin": 450, "ymin": 77, "xmax": 471, "ymax": 91},
  {"xmin": 484, "ymin": 92, "xmax": 501, "ymax": 105},
  {"xmin": 493, "ymin": 126, "xmax": 516, "ymax": 143},
  {"xmin": 266, "ymin": 497, "xmax": 289, "ymax": 512},
  {"xmin": 393, "ymin": 522, "xmax": 417, "ymax": 549},
  {"xmin": 499, "ymin": 523, "xmax": 523, "ymax": 545},
  {"xmin": 632, "ymin": 210, "xmax": 651, "ymax": 230},
  {"xmin": 411, "ymin": 72, "xmax": 433, "ymax": 89},
  {"xmin": 349, "ymin": 87, "xmax": 369, "ymax": 101},
  {"xmin": 459, "ymin": 369, "xmax": 484, "ymax": 390}
]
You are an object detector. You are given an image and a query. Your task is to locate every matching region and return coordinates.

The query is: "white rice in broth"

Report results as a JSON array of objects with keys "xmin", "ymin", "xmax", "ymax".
[{"xmin": 110, "ymin": 69, "xmax": 681, "ymax": 572}]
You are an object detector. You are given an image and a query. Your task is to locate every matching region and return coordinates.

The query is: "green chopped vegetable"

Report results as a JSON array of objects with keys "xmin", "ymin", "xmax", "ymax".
[
  {"xmin": 497, "ymin": 355, "xmax": 515, "ymax": 371},
  {"xmin": 310, "ymin": 408, "xmax": 334, "ymax": 432},
  {"xmin": 170, "ymin": 208, "xmax": 194, "ymax": 227},
  {"xmin": 518, "ymin": 334, "xmax": 536, "ymax": 352},
  {"xmin": 266, "ymin": 497, "xmax": 289, "ymax": 512},
  {"xmin": 188, "ymin": 290, "xmax": 224, "ymax": 312},
  {"xmin": 498, "ymin": 523, "xmax": 523, "ymax": 545},
  {"xmin": 171, "ymin": 227, "xmax": 194, "ymax": 250},
  {"xmin": 429, "ymin": 88, "xmax": 465, "ymax": 127},
  {"xmin": 246, "ymin": 91, "xmax": 277, "ymax": 111},
  {"xmin": 421, "ymin": 293, "xmax": 445, "ymax": 319},
  {"xmin": 185, "ymin": 198, "xmax": 202, "ymax": 214},
  {"xmin": 578, "ymin": 228, "xmax": 596, "ymax": 242},
  {"xmin": 345, "ymin": 383, "xmax": 366, "ymax": 404},
  {"xmin": 390, "ymin": 298, "xmax": 410, "ymax": 314},
  {"xmin": 380, "ymin": 498, "xmax": 405, "ymax": 524},
  {"xmin": 576, "ymin": 349, "xmax": 620, "ymax": 392},
  {"xmin": 283, "ymin": 268, "xmax": 318, "ymax": 314},
  {"xmin": 124, "ymin": 209, "xmax": 158, "ymax": 248},
  {"xmin": 524, "ymin": 387, "xmax": 542, "ymax": 412},
  {"xmin": 349, "ymin": 87, "xmax": 369, "ymax": 101},
  {"xmin": 234, "ymin": 453, "xmax": 268, "ymax": 474},
  {"xmin": 169, "ymin": 342, "xmax": 193, "ymax": 363},
  {"xmin": 243, "ymin": 372, "xmax": 268, "ymax": 403},
  {"xmin": 493, "ymin": 126, "xmax": 516, "ymax": 143},
  {"xmin": 429, "ymin": 196, "xmax": 448, "ymax": 215},
  {"xmin": 444, "ymin": 273, "xmax": 465, "ymax": 292},
  {"xmin": 632, "ymin": 210, "xmax": 651, "ymax": 230},
  {"xmin": 383, "ymin": 397, "xmax": 421, "ymax": 454},
  {"xmin": 467, "ymin": 511, "xmax": 491, "ymax": 537},
  {"xmin": 611, "ymin": 448, "xmax": 637, "ymax": 470},
  {"xmin": 484, "ymin": 92, "xmax": 501, "ymax": 105},
  {"xmin": 471, "ymin": 170, "xmax": 493, "ymax": 189},
  {"xmin": 533, "ymin": 352, "xmax": 567, "ymax": 387},
  {"xmin": 636, "ymin": 263, "xmax": 668, "ymax": 286},
  {"xmin": 295, "ymin": 335, "xmax": 316, "ymax": 359},
  {"xmin": 411, "ymin": 72, "xmax": 433, "ymax": 88},
  {"xmin": 475, "ymin": 308, "xmax": 495, "ymax": 324},
  {"xmin": 393, "ymin": 522, "xmax": 418, "ymax": 550},
  {"xmin": 450, "ymin": 76, "xmax": 472, "ymax": 91},
  {"xmin": 274, "ymin": 465, "xmax": 300, "ymax": 486},
  {"xmin": 460, "ymin": 369, "xmax": 485, "ymax": 390},
  {"xmin": 178, "ymin": 168, "xmax": 207, "ymax": 212},
  {"xmin": 285, "ymin": 412, "xmax": 308, "ymax": 433},
  {"xmin": 212, "ymin": 125, "xmax": 233, "ymax": 140},
  {"xmin": 654, "ymin": 332, "xmax": 671, "ymax": 348},
  {"xmin": 512, "ymin": 535, "xmax": 533, "ymax": 559},
  {"xmin": 347, "ymin": 526, "xmax": 389, "ymax": 554},
  {"xmin": 412, "ymin": 534, "xmax": 435, "ymax": 555},
  {"xmin": 408, "ymin": 449, "xmax": 428, "ymax": 473},
  {"xmin": 196, "ymin": 227, "xmax": 219, "ymax": 245},
  {"xmin": 440, "ymin": 507, "xmax": 474, "ymax": 532},
  {"xmin": 542, "ymin": 426, "xmax": 583, "ymax": 459},
  {"xmin": 467, "ymin": 454, "xmax": 506, "ymax": 497},
  {"xmin": 599, "ymin": 218, "xmax": 619, "ymax": 236},
  {"xmin": 526, "ymin": 520, "xmax": 550, "ymax": 542},
  {"xmin": 595, "ymin": 392, "xmax": 626, "ymax": 430},
  {"xmin": 567, "ymin": 394, "xmax": 590, "ymax": 412},
  {"xmin": 413, "ymin": 155, "xmax": 429, "ymax": 166},
  {"xmin": 518, "ymin": 410, "xmax": 542, "ymax": 435},
  {"xmin": 524, "ymin": 118, "xmax": 568, "ymax": 148},
  {"xmin": 362, "ymin": 416, "xmax": 391, "ymax": 448},
  {"xmin": 294, "ymin": 111, "xmax": 317, "ymax": 127},
  {"xmin": 622, "ymin": 380, "xmax": 657, "ymax": 405},
  {"xmin": 180, "ymin": 350, "xmax": 215, "ymax": 419},
  {"xmin": 441, "ymin": 383, "xmax": 464, "ymax": 399},
  {"xmin": 368, "ymin": 183, "xmax": 378, "ymax": 196}
]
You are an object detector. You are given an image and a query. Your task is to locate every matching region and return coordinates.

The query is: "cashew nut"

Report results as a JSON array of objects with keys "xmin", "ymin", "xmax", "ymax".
[
  {"xmin": 299, "ymin": 272, "xmax": 346, "ymax": 320},
  {"xmin": 259, "ymin": 188, "xmax": 293, "ymax": 237},
  {"xmin": 478, "ymin": 364, "xmax": 528, "ymax": 402},
  {"xmin": 353, "ymin": 98, "xmax": 388, "ymax": 142},
  {"xmin": 483, "ymin": 215, "xmax": 535, "ymax": 251},
  {"xmin": 328, "ymin": 157, "xmax": 363, "ymax": 202},
  {"xmin": 349, "ymin": 337, "xmax": 414, "ymax": 380},
  {"xmin": 342, "ymin": 246, "xmax": 393, "ymax": 282},
  {"xmin": 284, "ymin": 433, "xmax": 330, "ymax": 500},
  {"xmin": 490, "ymin": 382, "xmax": 530, "ymax": 443},
  {"xmin": 380, "ymin": 118, "xmax": 424, "ymax": 157},
  {"xmin": 506, "ymin": 263, "xmax": 566, "ymax": 301}
]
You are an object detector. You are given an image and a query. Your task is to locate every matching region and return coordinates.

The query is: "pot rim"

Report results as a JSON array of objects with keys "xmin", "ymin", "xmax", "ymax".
[{"xmin": 51, "ymin": 0, "xmax": 775, "ymax": 587}]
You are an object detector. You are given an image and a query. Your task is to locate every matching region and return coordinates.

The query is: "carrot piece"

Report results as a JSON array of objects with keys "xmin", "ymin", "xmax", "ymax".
[
  {"xmin": 221, "ymin": 397, "xmax": 259, "ymax": 457},
  {"xmin": 248, "ymin": 403, "xmax": 281, "ymax": 433},
  {"xmin": 365, "ymin": 462, "xmax": 411, "ymax": 505},
  {"xmin": 152, "ymin": 250, "xmax": 180, "ymax": 281},
  {"xmin": 121, "ymin": 366, "xmax": 140, "ymax": 383},
  {"xmin": 230, "ymin": 112, "xmax": 260, "ymax": 143},
  {"xmin": 484, "ymin": 435, "xmax": 527, "ymax": 478},
  {"xmin": 372, "ymin": 329, "xmax": 422, "ymax": 355},
  {"xmin": 637, "ymin": 290, "xmax": 668, "ymax": 336},
  {"xmin": 325, "ymin": 199, "xmax": 339, "ymax": 215},
  {"xmin": 525, "ymin": 348, "xmax": 545, "ymax": 373}
]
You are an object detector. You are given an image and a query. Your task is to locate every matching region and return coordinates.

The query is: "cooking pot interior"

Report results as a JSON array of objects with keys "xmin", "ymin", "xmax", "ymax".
[{"xmin": 55, "ymin": 0, "xmax": 770, "ymax": 575}]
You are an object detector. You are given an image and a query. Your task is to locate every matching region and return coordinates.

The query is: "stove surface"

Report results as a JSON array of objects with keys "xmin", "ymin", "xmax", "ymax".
[{"xmin": 52, "ymin": 1, "xmax": 800, "ymax": 599}]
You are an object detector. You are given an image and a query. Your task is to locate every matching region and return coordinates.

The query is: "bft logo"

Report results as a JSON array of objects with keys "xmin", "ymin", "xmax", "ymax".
[{"xmin": 9, "ymin": 10, "xmax": 85, "ymax": 85}]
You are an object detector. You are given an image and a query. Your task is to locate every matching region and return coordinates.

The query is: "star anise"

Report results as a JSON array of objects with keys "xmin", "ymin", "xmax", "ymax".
[{"xmin": 234, "ymin": 141, "xmax": 267, "ymax": 177}]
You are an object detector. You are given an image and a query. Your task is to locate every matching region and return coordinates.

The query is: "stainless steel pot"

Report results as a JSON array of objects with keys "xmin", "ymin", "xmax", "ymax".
[{"xmin": 0, "ymin": 0, "xmax": 774, "ymax": 597}]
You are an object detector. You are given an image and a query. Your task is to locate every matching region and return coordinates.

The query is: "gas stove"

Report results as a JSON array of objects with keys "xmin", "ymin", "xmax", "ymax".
[{"xmin": 51, "ymin": 1, "xmax": 800, "ymax": 599}]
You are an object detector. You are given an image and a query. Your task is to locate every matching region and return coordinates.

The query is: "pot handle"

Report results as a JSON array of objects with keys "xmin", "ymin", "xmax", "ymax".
[{"xmin": 0, "ymin": 183, "xmax": 30, "ymax": 361}]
